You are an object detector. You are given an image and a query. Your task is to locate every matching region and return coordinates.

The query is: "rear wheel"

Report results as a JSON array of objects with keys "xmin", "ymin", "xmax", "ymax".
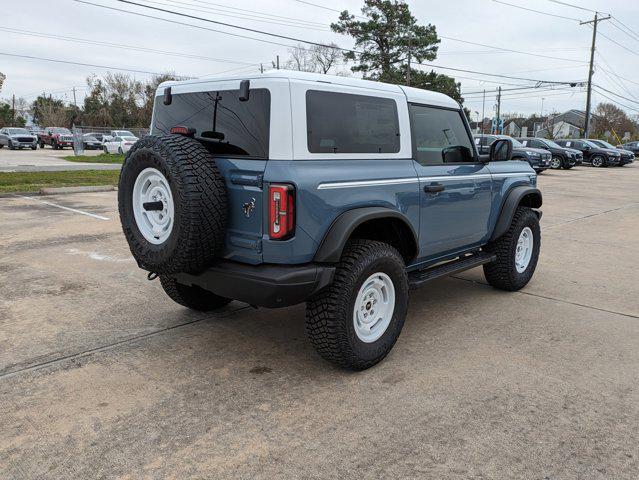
[
  {"xmin": 305, "ymin": 240, "xmax": 409, "ymax": 370},
  {"xmin": 159, "ymin": 276, "xmax": 231, "ymax": 311},
  {"xmin": 483, "ymin": 207, "xmax": 540, "ymax": 291}
]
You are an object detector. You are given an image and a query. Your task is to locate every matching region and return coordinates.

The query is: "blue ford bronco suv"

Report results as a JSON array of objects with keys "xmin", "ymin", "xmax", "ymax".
[{"xmin": 118, "ymin": 71, "xmax": 542, "ymax": 370}]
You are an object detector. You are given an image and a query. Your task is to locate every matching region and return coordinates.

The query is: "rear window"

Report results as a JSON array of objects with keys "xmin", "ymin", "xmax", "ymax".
[
  {"xmin": 153, "ymin": 88, "xmax": 270, "ymax": 158},
  {"xmin": 306, "ymin": 90, "xmax": 400, "ymax": 154}
]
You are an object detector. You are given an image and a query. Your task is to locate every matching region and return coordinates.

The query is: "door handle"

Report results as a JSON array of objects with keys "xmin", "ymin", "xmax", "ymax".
[{"xmin": 424, "ymin": 182, "xmax": 445, "ymax": 193}]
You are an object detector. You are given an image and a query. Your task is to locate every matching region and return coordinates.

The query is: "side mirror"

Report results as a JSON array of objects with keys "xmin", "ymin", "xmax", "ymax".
[
  {"xmin": 442, "ymin": 145, "xmax": 473, "ymax": 163},
  {"xmin": 489, "ymin": 139, "xmax": 512, "ymax": 162}
]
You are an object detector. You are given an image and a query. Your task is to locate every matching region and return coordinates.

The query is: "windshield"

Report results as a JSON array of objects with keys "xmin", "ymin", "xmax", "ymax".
[
  {"xmin": 52, "ymin": 128, "xmax": 71, "ymax": 134},
  {"xmin": 8, "ymin": 128, "xmax": 30, "ymax": 135},
  {"xmin": 592, "ymin": 139, "xmax": 615, "ymax": 149}
]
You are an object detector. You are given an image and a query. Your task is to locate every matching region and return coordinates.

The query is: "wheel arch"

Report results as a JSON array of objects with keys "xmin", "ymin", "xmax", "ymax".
[
  {"xmin": 490, "ymin": 186, "xmax": 542, "ymax": 241},
  {"xmin": 314, "ymin": 207, "xmax": 418, "ymax": 264}
]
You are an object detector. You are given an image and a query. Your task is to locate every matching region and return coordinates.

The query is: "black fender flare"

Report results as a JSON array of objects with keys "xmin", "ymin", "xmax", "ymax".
[
  {"xmin": 314, "ymin": 207, "xmax": 418, "ymax": 263},
  {"xmin": 490, "ymin": 186, "xmax": 542, "ymax": 241}
]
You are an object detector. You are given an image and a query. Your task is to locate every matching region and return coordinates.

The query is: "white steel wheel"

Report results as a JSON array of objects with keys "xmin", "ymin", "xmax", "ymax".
[
  {"xmin": 514, "ymin": 227, "xmax": 534, "ymax": 273},
  {"xmin": 353, "ymin": 272, "xmax": 396, "ymax": 343},
  {"xmin": 132, "ymin": 167, "xmax": 174, "ymax": 245}
]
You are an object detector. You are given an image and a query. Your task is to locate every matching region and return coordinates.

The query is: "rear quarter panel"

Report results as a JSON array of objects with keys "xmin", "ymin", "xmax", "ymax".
[{"xmin": 262, "ymin": 159, "xmax": 420, "ymax": 264}]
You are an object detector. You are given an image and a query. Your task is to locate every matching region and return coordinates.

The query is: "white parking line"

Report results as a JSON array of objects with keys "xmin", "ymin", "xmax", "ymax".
[{"xmin": 14, "ymin": 194, "xmax": 110, "ymax": 221}]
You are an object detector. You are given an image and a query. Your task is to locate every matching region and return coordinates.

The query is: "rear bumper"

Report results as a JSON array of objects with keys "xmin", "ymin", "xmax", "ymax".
[{"xmin": 173, "ymin": 261, "xmax": 335, "ymax": 308}]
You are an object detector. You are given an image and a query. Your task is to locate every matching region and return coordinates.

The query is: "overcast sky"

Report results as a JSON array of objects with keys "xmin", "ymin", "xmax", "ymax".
[{"xmin": 2, "ymin": 0, "xmax": 638, "ymax": 119}]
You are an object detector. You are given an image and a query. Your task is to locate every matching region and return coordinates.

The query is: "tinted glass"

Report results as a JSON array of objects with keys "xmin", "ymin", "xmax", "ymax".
[
  {"xmin": 153, "ymin": 89, "xmax": 270, "ymax": 158},
  {"xmin": 409, "ymin": 104, "xmax": 474, "ymax": 165},
  {"xmin": 306, "ymin": 90, "xmax": 400, "ymax": 154}
]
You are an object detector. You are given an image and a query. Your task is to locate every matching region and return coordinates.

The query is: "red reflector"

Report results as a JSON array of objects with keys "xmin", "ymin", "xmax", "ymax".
[
  {"xmin": 170, "ymin": 126, "xmax": 195, "ymax": 136},
  {"xmin": 269, "ymin": 184, "xmax": 295, "ymax": 240}
]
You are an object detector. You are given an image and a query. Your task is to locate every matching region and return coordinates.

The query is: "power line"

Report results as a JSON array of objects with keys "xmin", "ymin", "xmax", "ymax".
[
  {"xmin": 597, "ymin": 29, "xmax": 639, "ymax": 56},
  {"xmin": 290, "ymin": 0, "xmax": 367, "ymax": 19},
  {"xmin": 413, "ymin": 60, "xmax": 585, "ymax": 85},
  {"xmin": 547, "ymin": 0, "xmax": 606, "ymax": 14},
  {"xmin": 0, "ymin": 52, "xmax": 184, "ymax": 76},
  {"xmin": 439, "ymin": 35, "xmax": 586, "ymax": 63},
  {"xmin": 109, "ymin": 0, "xmax": 350, "ymax": 51},
  {"xmin": 609, "ymin": 20, "xmax": 639, "ymax": 43},
  {"xmin": 492, "ymin": 0, "xmax": 582, "ymax": 22},
  {"xmin": 76, "ymin": 0, "xmax": 587, "ymax": 88},
  {"xmin": 74, "ymin": 0, "xmax": 304, "ymax": 49},
  {"xmin": 592, "ymin": 87, "xmax": 639, "ymax": 113},
  {"xmin": 137, "ymin": 0, "xmax": 330, "ymax": 30},
  {"xmin": 0, "ymin": 26, "xmax": 260, "ymax": 65},
  {"xmin": 611, "ymin": 17, "xmax": 639, "ymax": 42},
  {"xmin": 593, "ymin": 84, "xmax": 639, "ymax": 106},
  {"xmin": 178, "ymin": 0, "xmax": 329, "ymax": 27}
]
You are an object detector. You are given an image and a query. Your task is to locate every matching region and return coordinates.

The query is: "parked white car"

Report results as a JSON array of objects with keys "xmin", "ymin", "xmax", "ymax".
[{"xmin": 103, "ymin": 135, "xmax": 138, "ymax": 154}]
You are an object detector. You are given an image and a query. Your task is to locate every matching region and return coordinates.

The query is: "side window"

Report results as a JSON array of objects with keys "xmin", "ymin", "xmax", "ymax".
[
  {"xmin": 409, "ymin": 104, "xmax": 474, "ymax": 165},
  {"xmin": 306, "ymin": 90, "xmax": 400, "ymax": 154},
  {"xmin": 486, "ymin": 136, "xmax": 497, "ymax": 146}
]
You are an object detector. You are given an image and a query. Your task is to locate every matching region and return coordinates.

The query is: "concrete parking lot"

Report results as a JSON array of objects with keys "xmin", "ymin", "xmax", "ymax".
[
  {"xmin": 0, "ymin": 147, "xmax": 120, "ymax": 172},
  {"xmin": 1, "ymin": 164, "xmax": 638, "ymax": 478}
]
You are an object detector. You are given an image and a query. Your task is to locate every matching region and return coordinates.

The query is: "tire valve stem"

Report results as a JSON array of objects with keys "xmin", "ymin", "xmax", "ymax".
[{"xmin": 147, "ymin": 272, "xmax": 158, "ymax": 281}]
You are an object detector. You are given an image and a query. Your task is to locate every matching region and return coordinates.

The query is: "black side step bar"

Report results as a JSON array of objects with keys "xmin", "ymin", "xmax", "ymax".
[{"xmin": 408, "ymin": 252, "xmax": 496, "ymax": 289}]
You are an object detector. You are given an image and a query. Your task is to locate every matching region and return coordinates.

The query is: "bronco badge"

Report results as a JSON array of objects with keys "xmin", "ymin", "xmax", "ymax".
[{"xmin": 242, "ymin": 197, "xmax": 256, "ymax": 218}]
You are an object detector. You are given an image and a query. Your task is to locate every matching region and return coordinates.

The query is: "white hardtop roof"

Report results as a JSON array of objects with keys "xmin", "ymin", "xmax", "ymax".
[{"xmin": 159, "ymin": 70, "xmax": 460, "ymax": 109}]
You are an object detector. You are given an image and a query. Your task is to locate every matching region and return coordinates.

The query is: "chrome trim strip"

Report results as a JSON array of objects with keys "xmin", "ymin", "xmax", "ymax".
[
  {"xmin": 317, "ymin": 178, "xmax": 418, "ymax": 189},
  {"xmin": 317, "ymin": 172, "xmax": 533, "ymax": 189}
]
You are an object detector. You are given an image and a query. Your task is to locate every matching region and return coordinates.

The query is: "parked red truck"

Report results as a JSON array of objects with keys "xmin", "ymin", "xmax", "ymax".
[{"xmin": 38, "ymin": 127, "xmax": 74, "ymax": 149}]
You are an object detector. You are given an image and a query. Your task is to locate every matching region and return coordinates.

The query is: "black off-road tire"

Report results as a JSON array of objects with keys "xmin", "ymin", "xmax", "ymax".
[
  {"xmin": 483, "ymin": 207, "xmax": 540, "ymax": 291},
  {"xmin": 159, "ymin": 276, "xmax": 232, "ymax": 311},
  {"xmin": 118, "ymin": 134, "xmax": 227, "ymax": 274},
  {"xmin": 305, "ymin": 240, "xmax": 409, "ymax": 370},
  {"xmin": 39, "ymin": 142, "xmax": 44, "ymax": 149}
]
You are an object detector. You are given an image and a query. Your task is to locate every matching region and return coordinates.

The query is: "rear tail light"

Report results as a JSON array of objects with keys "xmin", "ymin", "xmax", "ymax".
[
  {"xmin": 269, "ymin": 184, "xmax": 295, "ymax": 240},
  {"xmin": 170, "ymin": 125, "xmax": 195, "ymax": 137}
]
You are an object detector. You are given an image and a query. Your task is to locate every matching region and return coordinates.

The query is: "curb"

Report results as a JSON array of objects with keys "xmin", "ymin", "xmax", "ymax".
[{"xmin": 39, "ymin": 185, "xmax": 117, "ymax": 195}]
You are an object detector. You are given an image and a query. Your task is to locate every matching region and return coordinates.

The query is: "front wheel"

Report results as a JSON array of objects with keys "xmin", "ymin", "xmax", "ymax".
[
  {"xmin": 305, "ymin": 240, "xmax": 409, "ymax": 370},
  {"xmin": 159, "ymin": 276, "xmax": 232, "ymax": 311},
  {"xmin": 31, "ymin": 145, "xmax": 37, "ymax": 150},
  {"xmin": 8, "ymin": 141, "xmax": 15, "ymax": 150},
  {"xmin": 591, "ymin": 155, "xmax": 604, "ymax": 167},
  {"xmin": 550, "ymin": 156, "xmax": 562, "ymax": 169},
  {"xmin": 483, "ymin": 207, "xmax": 540, "ymax": 291}
]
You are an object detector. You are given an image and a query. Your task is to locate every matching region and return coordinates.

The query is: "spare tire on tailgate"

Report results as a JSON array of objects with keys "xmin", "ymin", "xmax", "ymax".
[{"xmin": 118, "ymin": 134, "xmax": 227, "ymax": 274}]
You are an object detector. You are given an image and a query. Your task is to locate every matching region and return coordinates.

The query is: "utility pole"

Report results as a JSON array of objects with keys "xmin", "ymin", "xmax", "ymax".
[
  {"xmin": 260, "ymin": 63, "xmax": 264, "ymax": 74},
  {"xmin": 581, "ymin": 12, "xmax": 610, "ymax": 138},
  {"xmin": 11, "ymin": 94, "xmax": 15, "ymax": 126},
  {"xmin": 481, "ymin": 89, "xmax": 486, "ymax": 135},
  {"xmin": 72, "ymin": 87, "xmax": 77, "ymax": 110},
  {"xmin": 495, "ymin": 86, "xmax": 502, "ymax": 134},
  {"xmin": 276, "ymin": 55, "xmax": 280, "ymax": 70}
]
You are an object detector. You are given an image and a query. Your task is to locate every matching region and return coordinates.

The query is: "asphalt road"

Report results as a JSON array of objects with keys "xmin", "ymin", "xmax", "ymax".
[
  {"xmin": 1, "ymin": 164, "xmax": 638, "ymax": 479},
  {"xmin": 0, "ymin": 147, "xmax": 121, "ymax": 171}
]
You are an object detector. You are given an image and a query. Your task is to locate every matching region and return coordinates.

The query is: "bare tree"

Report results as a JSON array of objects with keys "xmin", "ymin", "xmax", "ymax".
[
  {"xmin": 285, "ymin": 43, "xmax": 342, "ymax": 74},
  {"xmin": 313, "ymin": 44, "xmax": 341, "ymax": 74},
  {"xmin": 0, "ymin": 72, "xmax": 5, "ymax": 94}
]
